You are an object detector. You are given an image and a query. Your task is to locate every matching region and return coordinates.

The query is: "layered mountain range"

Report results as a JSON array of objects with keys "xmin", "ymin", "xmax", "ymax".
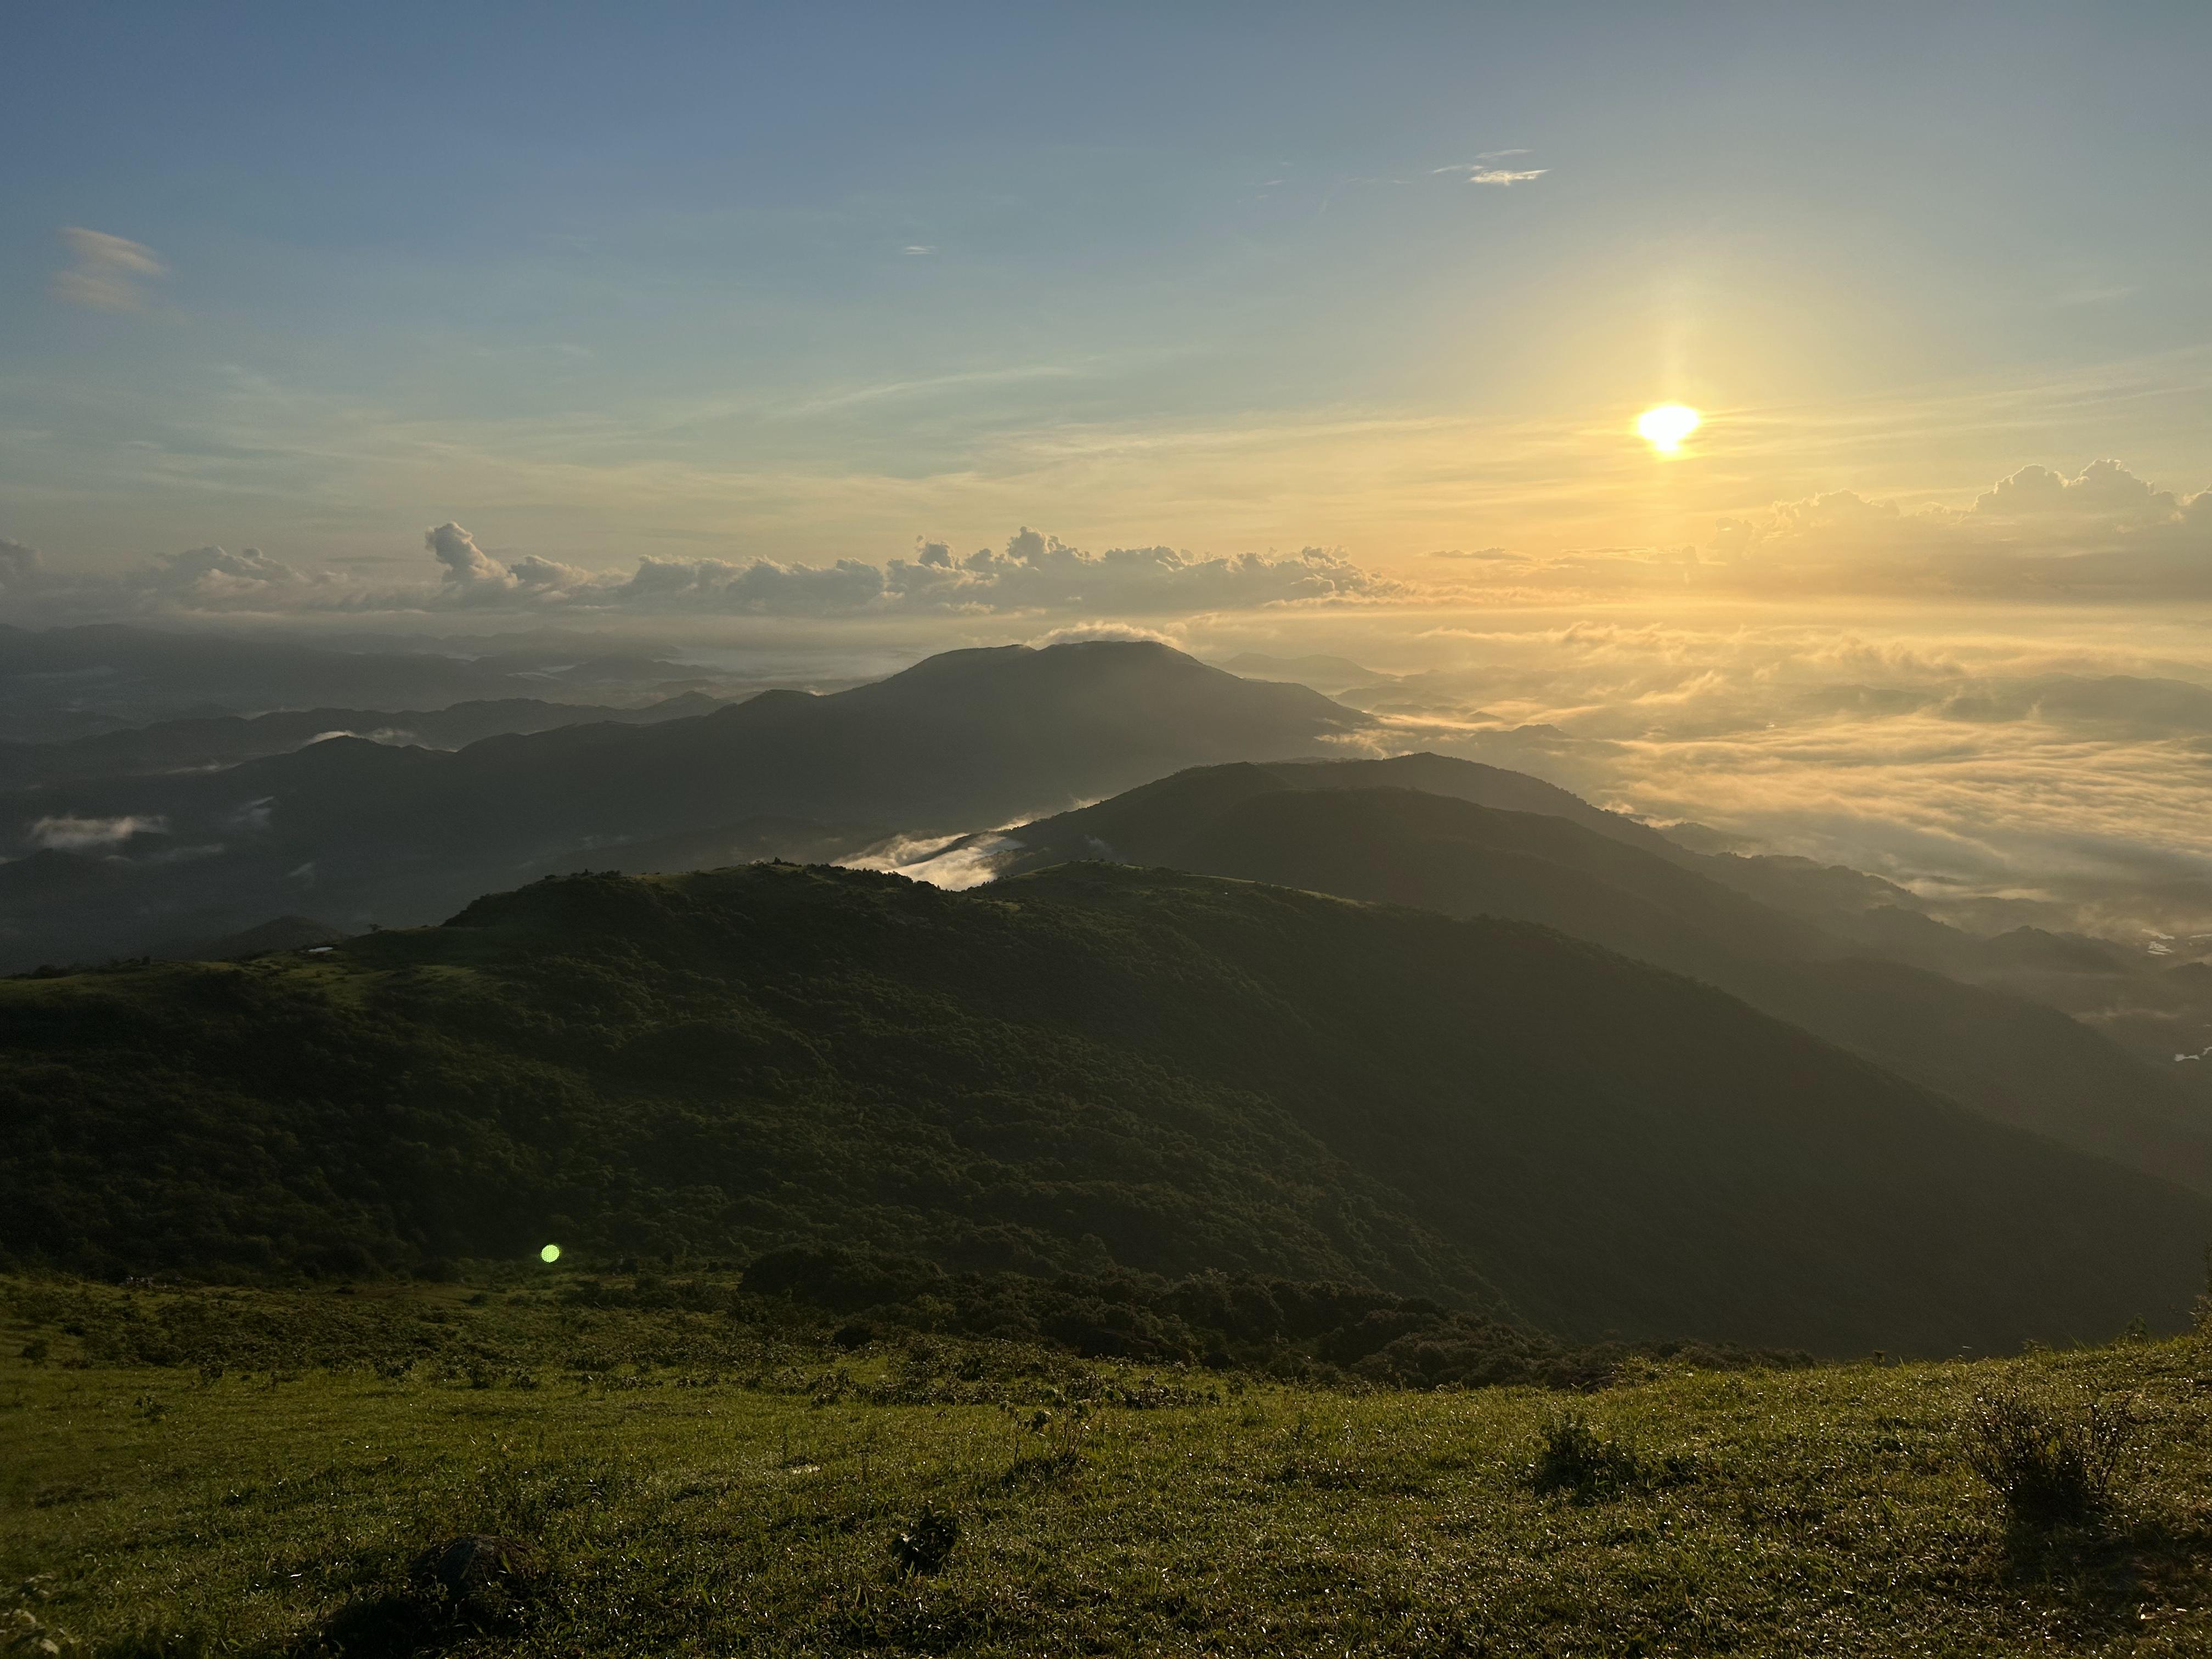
[
  {"xmin": 971, "ymin": 755, "xmax": 2212, "ymax": 1193},
  {"xmin": 5, "ymin": 627, "xmax": 2210, "ymax": 1357},
  {"xmin": 0, "ymin": 640, "xmax": 1368, "ymax": 968}
]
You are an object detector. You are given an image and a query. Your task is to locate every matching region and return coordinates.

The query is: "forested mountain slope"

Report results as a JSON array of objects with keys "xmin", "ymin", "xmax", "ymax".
[
  {"xmin": 990, "ymin": 764, "xmax": 2212, "ymax": 1193},
  {"xmin": 4, "ymin": 861, "xmax": 2205, "ymax": 1356}
]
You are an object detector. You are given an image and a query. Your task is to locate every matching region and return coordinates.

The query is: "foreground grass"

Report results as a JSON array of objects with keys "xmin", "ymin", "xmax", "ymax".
[{"xmin": 4, "ymin": 1278, "xmax": 2212, "ymax": 1656}]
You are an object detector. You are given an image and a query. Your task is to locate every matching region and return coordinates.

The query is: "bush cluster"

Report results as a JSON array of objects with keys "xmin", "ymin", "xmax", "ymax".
[
  {"xmin": 741, "ymin": 1245, "xmax": 1803, "ymax": 1391},
  {"xmin": 1961, "ymin": 1386, "xmax": 2134, "ymax": 1527}
]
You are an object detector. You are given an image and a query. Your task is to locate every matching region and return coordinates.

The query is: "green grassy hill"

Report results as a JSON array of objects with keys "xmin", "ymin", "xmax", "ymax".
[
  {"xmin": 4, "ymin": 1274, "xmax": 2209, "ymax": 1658},
  {"xmin": 6, "ymin": 861, "xmax": 2209, "ymax": 1356}
]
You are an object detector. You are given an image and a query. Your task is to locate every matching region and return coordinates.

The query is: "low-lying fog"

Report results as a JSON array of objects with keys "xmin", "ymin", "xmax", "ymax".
[
  {"xmin": 272, "ymin": 596, "xmax": 2212, "ymax": 947},
  {"xmin": 1181, "ymin": 602, "xmax": 2212, "ymax": 945}
]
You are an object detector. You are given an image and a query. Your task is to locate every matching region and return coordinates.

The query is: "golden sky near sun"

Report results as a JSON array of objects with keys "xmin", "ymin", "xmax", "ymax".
[
  {"xmin": 9, "ymin": 9, "xmax": 2211, "ymax": 588},
  {"xmin": 1636, "ymin": 404, "xmax": 1701, "ymax": 454}
]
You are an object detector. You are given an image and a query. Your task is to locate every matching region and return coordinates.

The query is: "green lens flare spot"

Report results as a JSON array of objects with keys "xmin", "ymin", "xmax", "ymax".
[{"xmin": 539, "ymin": 1244, "xmax": 561, "ymax": 1264}]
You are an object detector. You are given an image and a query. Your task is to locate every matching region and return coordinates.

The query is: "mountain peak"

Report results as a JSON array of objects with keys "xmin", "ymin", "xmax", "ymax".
[{"xmin": 857, "ymin": 638, "xmax": 1228, "ymax": 694}]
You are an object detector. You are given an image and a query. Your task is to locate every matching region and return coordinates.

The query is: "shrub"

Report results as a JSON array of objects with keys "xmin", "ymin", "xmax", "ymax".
[
  {"xmin": 890, "ymin": 1504, "xmax": 960, "ymax": 1575},
  {"xmin": 1530, "ymin": 1412, "xmax": 1646, "ymax": 1503},
  {"xmin": 1961, "ymin": 1386, "xmax": 2133, "ymax": 1527}
]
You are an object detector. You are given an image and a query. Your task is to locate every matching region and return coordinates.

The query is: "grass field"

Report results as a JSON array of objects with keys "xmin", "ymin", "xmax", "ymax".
[{"xmin": 5, "ymin": 1274, "xmax": 2211, "ymax": 1656}]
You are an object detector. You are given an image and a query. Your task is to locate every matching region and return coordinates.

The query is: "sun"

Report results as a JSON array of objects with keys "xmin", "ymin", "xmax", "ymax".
[{"xmin": 1635, "ymin": 403, "xmax": 1702, "ymax": 453}]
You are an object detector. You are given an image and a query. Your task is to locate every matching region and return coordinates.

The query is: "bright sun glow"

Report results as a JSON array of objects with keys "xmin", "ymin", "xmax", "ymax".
[{"xmin": 1636, "ymin": 403, "xmax": 1702, "ymax": 453}]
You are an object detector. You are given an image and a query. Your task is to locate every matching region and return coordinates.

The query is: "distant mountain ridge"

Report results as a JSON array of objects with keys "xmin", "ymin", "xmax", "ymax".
[
  {"xmin": 0, "ymin": 641, "xmax": 1371, "ymax": 968},
  {"xmin": 1210, "ymin": 652, "xmax": 1395, "ymax": 694},
  {"xmin": 979, "ymin": 757, "xmax": 2212, "ymax": 1194},
  {"xmin": 0, "ymin": 692, "xmax": 729, "ymax": 787},
  {"xmin": 0, "ymin": 623, "xmax": 647, "ymax": 740}
]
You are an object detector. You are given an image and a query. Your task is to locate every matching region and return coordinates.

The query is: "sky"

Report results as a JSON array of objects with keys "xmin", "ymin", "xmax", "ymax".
[
  {"xmin": 4, "ymin": 1, "xmax": 2211, "ymax": 596},
  {"xmin": 7, "ymin": 2, "xmax": 2212, "ymax": 919}
]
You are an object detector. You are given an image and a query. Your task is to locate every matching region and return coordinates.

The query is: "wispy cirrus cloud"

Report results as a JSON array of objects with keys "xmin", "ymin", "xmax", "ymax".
[
  {"xmin": 50, "ymin": 226, "xmax": 166, "ymax": 311},
  {"xmin": 1432, "ymin": 150, "xmax": 1547, "ymax": 185}
]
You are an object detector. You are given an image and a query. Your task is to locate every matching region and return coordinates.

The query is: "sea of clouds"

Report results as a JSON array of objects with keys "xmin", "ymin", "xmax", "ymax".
[{"xmin": 6, "ymin": 458, "xmax": 2212, "ymax": 936}]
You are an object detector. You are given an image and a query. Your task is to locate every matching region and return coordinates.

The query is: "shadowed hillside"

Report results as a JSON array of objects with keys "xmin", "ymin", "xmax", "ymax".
[
  {"xmin": 988, "ymin": 760, "xmax": 2212, "ymax": 1194},
  {"xmin": 4, "ymin": 860, "xmax": 2207, "ymax": 1356}
]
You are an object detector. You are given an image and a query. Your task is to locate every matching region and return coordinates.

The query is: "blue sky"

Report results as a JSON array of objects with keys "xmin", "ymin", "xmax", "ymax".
[{"xmin": 5, "ymin": 1, "xmax": 2210, "ymax": 583}]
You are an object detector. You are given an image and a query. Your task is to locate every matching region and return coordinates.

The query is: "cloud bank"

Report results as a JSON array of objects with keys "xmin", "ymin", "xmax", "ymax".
[
  {"xmin": 595, "ymin": 528, "xmax": 1390, "ymax": 617},
  {"xmin": 1704, "ymin": 460, "xmax": 2212, "ymax": 597},
  {"xmin": 1398, "ymin": 460, "xmax": 2212, "ymax": 600},
  {"xmin": 1299, "ymin": 610, "xmax": 2212, "ymax": 938},
  {"xmin": 3, "ymin": 460, "xmax": 2208, "ymax": 630},
  {"xmin": 0, "ymin": 524, "xmax": 1397, "ymax": 623}
]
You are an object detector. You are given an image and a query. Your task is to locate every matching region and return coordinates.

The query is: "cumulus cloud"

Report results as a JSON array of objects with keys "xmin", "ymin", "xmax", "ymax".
[
  {"xmin": 1972, "ymin": 458, "xmax": 2181, "ymax": 525},
  {"xmin": 396, "ymin": 523, "xmax": 1396, "ymax": 619},
  {"xmin": 0, "ymin": 538, "xmax": 340, "ymax": 618},
  {"xmin": 51, "ymin": 226, "xmax": 165, "ymax": 311},
  {"xmin": 125, "ymin": 545, "xmax": 323, "ymax": 607},
  {"xmin": 426, "ymin": 521, "xmax": 508, "ymax": 586},
  {"xmin": 507, "ymin": 554, "xmax": 584, "ymax": 588},
  {"xmin": 422, "ymin": 522, "xmax": 589, "ymax": 601},
  {"xmin": 0, "ymin": 520, "xmax": 1400, "ymax": 624},
  {"xmin": 1401, "ymin": 461, "xmax": 2212, "ymax": 601},
  {"xmin": 1703, "ymin": 461, "xmax": 2212, "ymax": 597},
  {"xmin": 826, "ymin": 526, "xmax": 1394, "ymax": 615}
]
